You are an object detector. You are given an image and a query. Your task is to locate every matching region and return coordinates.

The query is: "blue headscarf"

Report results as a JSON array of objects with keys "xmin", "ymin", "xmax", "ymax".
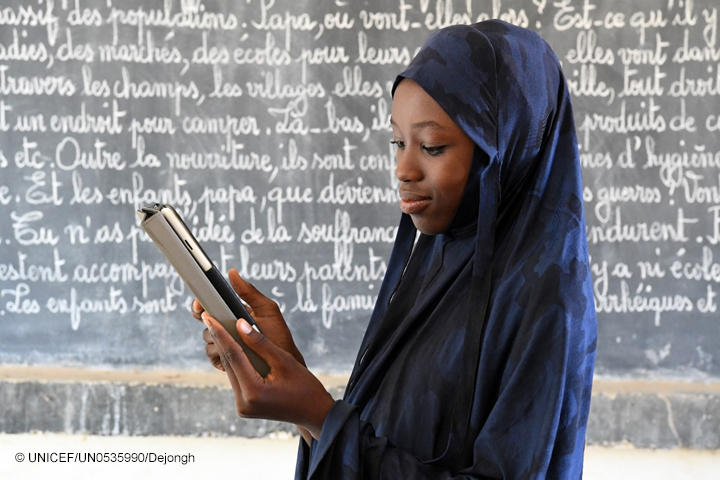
[{"xmin": 297, "ymin": 20, "xmax": 597, "ymax": 479}]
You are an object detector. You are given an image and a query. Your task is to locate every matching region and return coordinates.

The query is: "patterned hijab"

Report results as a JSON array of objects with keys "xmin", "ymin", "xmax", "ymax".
[{"xmin": 308, "ymin": 20, "xmax": 597, "ymax": 478}]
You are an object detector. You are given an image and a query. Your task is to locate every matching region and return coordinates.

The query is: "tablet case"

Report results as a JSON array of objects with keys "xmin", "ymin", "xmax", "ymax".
[{"xmin": 138, "ymin": 209, "xmax": 270, "ymax": 377}]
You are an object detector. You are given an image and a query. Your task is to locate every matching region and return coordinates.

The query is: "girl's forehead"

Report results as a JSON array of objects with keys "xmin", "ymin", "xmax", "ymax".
[{"xmin": 391, "ymin": 79, "xmax": 459, "ymax": 131}]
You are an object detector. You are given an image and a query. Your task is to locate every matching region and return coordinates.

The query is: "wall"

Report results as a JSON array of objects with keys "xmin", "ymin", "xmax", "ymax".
[{"xmin": 0, "ymin": 0, "xmax": 719, "ymax": 446}]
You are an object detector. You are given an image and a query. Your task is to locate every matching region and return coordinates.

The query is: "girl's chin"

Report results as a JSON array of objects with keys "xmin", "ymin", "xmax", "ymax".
[{"xmin": 408, "ymin": 217, "xmax": 444, "ymax": 236}]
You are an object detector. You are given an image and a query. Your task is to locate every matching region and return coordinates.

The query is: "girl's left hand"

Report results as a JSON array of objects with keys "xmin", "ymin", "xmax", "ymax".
[{"xmin": 201, "ymin": 312, "xmax": 335, "ymax": 440}]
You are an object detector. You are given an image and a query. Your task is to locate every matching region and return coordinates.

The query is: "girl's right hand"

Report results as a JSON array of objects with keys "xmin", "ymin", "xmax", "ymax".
[
  {"xmin": 191, "ymin": 268, "xmax": 306, "ymax": 370},
  {"xmin": 191, "ymin": 268, "xmax": 315, "ymax": 444}
]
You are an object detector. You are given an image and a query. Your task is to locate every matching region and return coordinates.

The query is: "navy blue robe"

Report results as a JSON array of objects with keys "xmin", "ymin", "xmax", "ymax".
[{"xmin": 296, "ymin": 20, "xmax": 597, "ymax": 479}]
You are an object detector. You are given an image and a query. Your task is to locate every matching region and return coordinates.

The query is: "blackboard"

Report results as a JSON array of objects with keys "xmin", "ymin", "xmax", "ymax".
[{"xmin": 0, "ymin": 0, "xmax": 718, "ymax": 378}]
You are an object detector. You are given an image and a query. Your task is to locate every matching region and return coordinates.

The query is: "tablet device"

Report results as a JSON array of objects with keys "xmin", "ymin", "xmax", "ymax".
[{"xmin": 137, "ymin": 203, "xmax": 270, "ymax": 377}]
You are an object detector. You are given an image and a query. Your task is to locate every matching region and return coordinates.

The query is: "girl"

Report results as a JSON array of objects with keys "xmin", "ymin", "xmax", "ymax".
[{"xmin": 196, "ymin": 20, "xmax": 597, "ymax": 479}]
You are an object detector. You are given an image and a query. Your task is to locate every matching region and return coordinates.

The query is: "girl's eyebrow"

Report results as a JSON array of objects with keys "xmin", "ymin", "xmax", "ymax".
[{"xmin": 390, "ymin": 117, "xmax": 447, "ymax": 131}]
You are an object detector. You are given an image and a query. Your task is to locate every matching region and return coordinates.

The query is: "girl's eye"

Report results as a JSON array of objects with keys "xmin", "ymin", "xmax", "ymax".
[
  {"xmin": 422, "ymin": 145, "xmax": 446, "ymax": 156},
  {"xmin": 390, "ymin": 140, "xmax": 405, "ymax": 150}
]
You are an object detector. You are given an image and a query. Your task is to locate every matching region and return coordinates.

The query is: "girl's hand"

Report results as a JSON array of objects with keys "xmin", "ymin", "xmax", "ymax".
[
  {"xmin": 191, "ymin": 268, "xmax": 316, "ymax": 443},
  {"xmin": 202, "ymin": 312, "xmax": 334, "ymax": 440},
  {"xmin": 191, "ymin": 268, "xmax": 305, "ymax": 370}
]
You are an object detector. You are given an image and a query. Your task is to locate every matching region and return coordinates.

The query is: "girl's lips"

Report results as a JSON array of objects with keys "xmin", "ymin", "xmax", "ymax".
[{"xmin": 400, "ymin": 198, "xmax": 431, "ymax": 214}]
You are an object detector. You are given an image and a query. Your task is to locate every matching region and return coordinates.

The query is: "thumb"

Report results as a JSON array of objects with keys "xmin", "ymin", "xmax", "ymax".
[{"xmin": 236, "ymin": 318, "xmax": 291, "ymax": 368}]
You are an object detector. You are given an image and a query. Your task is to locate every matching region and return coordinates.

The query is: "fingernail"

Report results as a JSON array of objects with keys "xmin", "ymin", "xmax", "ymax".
[
  {"xmin": 201, "ymin": 312, "xmax": 211, "ymax": 328},
  {"xmin": 239, "ymin": 319, "xmax": 253, "ymax": 335}
]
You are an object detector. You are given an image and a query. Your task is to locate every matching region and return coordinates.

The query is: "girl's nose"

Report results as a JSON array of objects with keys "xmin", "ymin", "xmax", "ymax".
[{"xmin": 395, "ymin": 149, "xmax": 422, "ymax": 183}]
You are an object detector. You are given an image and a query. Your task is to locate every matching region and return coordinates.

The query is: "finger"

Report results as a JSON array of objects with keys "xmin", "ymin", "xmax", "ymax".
[
  {"xmin": 203, "ymin": 313, "xmax": 268, "ymax": 389},
  {"xmin": 235, "ymin": 317, "xmax": 292, "ymax": 375},
  {"xmin": 202, "ymin": 327, "xmax": 214, "ymax": 345},
  {"xmin": 228, "ymin": 269, "xmax": 277, "ymax": 316},
  {"xmin": 191, "ymin": 299, "xmax": 205, "ymax": 321},
  {"xmin": 205, "ymin": 343, "xmax": 225, "ymax": 371},
  {"xmin": 201, "ymin": 313, "xmax": 246, "ymax": 394},
  {"xmin": 203, "ymin": 313, "xmax": 272, "ymax": 386}
]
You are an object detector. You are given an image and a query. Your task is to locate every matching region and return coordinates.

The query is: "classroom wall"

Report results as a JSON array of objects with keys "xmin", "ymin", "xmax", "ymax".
[{"xmin": 0, "ymin": 0, "xmax": 719, "ymax": 447}]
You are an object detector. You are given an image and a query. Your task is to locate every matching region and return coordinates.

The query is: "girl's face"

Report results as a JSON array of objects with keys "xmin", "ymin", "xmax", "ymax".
[{"xmin": 391, "ymin": 79, "xmax": 475, "ymax": 235}]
